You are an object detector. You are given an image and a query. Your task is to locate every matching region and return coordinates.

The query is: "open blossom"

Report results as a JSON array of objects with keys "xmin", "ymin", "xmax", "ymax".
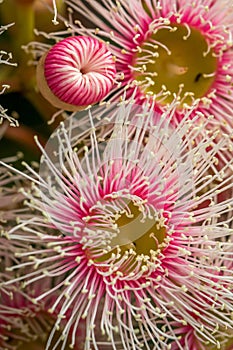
[
  {"xmin": 0, "ymin": 158, "xmax": 84, "ymax": 350},
  {"xmin": 58, "ymin": 0, "xmax": 233, "ymax": 130},
  {"xmin": 0, "ymin": 269, "xmax": 85, "ymax": 350},
  {"xmin": 2, "ymin": 101, "xmax": 233, "ymax": 349},
  {"xmin": 0, "ymin": 280, "xmax": 53, "ymax": 350},
  {"xmin": 0, "ymin": 231, "xmax": 82, "ymax": 350},
  {"xmin": 0, "ymin": 236, "xmax": 84, "ymax": 350}
]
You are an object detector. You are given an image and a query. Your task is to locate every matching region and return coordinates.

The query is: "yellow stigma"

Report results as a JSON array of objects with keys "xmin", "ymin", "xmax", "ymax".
[
  {"xmin": 15, "ymin": 328, "xmax": 73, "ymax": 350},
  {"xmin": 94, "ymin": 201, "xmax": 166, "ymax": 271},
  {"xmin": 17, "ymin": 339, "xmax": 45, "ymax": 350},
  {"xmin": 134, "ymin": 24, "xmax": 218, "ymax": 107}
]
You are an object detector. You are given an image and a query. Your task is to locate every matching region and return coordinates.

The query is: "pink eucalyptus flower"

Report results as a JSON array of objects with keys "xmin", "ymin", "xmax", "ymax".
[
  {"xmin": 2, "ymin": 102, "xmax": 233, "ymax": 349},
  {"xmin": 0, "ymin": 250, "xmax": 84, "ymax": 350},
  {"xmin": 61, "ymin": 0, "xmax": 233, "ymax": 130},
  {"xmin": 0, "ymin": 282, "xmax": 52, "ymax": 350},
  {"xmin": 0, "ymin": 157, "xmax": 85, "ymax": 350}
]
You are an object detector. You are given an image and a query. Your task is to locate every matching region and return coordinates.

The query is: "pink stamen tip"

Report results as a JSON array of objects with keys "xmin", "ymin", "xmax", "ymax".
[{"xmin": 42, "ymin": 36, "xmax": 116, "ymax": 108}]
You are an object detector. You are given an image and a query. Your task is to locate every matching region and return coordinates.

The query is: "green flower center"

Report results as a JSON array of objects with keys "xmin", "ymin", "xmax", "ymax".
[
  {"xmin": 16, "ymin": 328, "xmax": 72, "ymax": 350},
  {"xmin": 18, "ymin": 339, "xmax": 45, "ymax": 350},
  {"xmin": 134, "ymin": 24, "xmax": 217, "ymax": 107},
  {"xmin": 93, "ymin": 201, "xmax": 167, "ymax": 270}
]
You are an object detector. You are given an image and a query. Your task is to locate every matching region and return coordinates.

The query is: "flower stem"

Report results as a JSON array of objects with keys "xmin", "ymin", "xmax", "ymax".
[{"xmin": 13, "ymin": 0, "xmax": 35, "ymax": 90}]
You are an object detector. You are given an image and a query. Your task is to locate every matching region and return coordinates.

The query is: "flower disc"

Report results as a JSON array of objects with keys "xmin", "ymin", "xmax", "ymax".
[{"xmin": 135, "ymin": 24, "xmax": 218, "ymax": 106}]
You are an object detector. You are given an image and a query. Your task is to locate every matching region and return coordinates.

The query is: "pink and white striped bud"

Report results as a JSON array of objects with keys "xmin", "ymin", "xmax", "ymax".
[{"xmin": 36, "ymin": 36, "xmax": 116, "ymax": 111}]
